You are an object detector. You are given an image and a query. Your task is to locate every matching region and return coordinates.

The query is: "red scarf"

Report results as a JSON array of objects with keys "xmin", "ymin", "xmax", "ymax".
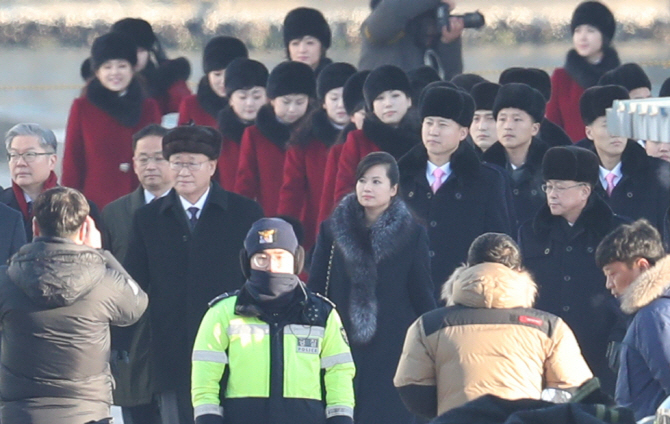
[{"xmin": 11, "ymin": 171, "xmax": 59, "ymax": 219}]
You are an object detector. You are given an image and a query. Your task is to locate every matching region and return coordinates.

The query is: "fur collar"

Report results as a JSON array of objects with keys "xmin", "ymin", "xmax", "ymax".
[
  {"xmin": 217, "ymin": 105, "xmax": 251, "ymax": 144},
  {"xmin": 621, "ymin": 255, "xmax": 670, "ymax": 314},
  {"xmin": 330, "ymin": 194, "xmax": 415, "ymax": 344},
  {"xmin": 335, "ymin": 121, "xmax": 357, "ymax": 146},
  {"xmin": 576, "ymin": 139, "xmax": 648, "ymax": 176},
  {"xmin": 531, "ymin": 192, "xmax": 616, "ymax": 239},
  {"xmin": 86, "ymin": 77, "xmax": 145, "ymax": 127},
  {"xmin": 142, "ymin": 57, "xmax": 190, "ymax": 97},
  {"xmin": 196, "ymin": 76, "xmax": 227, "ymax": 119},
  {"xmin": 399, "ymin": 139, "xmax": 482, "ymax": 181},
  {"xmin": 482, "ymin": 137, "xmax": 549, "ymax": 172},
  {"xmin": 255, "ymin": 104, "xmax": 299, "ymax": 150},
  {"xmin": 564, "ymin": 47, "xmax": 621, "ymax": 89},
  {"xmin": 539, "ymin": 118, "xmax": 572, "ymax": 147},
  {"xmin": 290, "ymin": 109, "xmax": 341, "ymax": 148},
  {"xmin": 442, "ymin": 263, "xmax": 537, "ymax": 308},
  {"xmin": 362, "ymin": 115, "xmax": 421, "ymax": 160}
]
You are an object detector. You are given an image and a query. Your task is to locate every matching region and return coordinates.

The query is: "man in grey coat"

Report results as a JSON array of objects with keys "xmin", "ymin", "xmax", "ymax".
[{"xmin": 0, "ymin": 187, "xmax": 148, "ymax": 424}]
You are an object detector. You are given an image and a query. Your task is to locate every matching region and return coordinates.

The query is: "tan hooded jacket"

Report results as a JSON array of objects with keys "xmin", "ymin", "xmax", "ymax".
[{"xmin": 394, "ymin": 263, "xmax": 593, "ymax": 418}]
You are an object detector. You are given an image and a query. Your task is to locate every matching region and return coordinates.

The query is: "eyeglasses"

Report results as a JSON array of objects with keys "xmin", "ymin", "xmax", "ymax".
[
  {"xmin": 251, "ymin": 253, "xmax": 271, "ymax": 270},
  {"xmin": 541, "ymin": 183, "xmax": 586, "ymax": 194},
  {"xmin": 7, "ymin": 152, "xmax": 54, "ymax": 163},
  {"xmin": 168, "ymin": 161, "xmax": 208, "ymax": 171},
  {"xmin": 134, "ymin": 156, "xmax": 167, "ymax": 166}
]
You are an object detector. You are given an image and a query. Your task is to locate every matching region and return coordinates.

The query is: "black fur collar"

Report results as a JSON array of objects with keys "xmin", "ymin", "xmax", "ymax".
[
  {"xmin": 336, "ymin": 121, "xmax": 357, "ymax": 146},
  {"xmin": 330, "ymin": 194, "xmax": 415, "ymax": 344},
  {"xmin": 217, "ymin": 105, "xmax": 252, "ymax": 144},
  {"xmin": 255, "ymin": 104, "xmax": 298, "ymax": 150},
  {"xmin": 290, "ymin": 109, "xmax": 341, "ymax": 148},
  {"xmin": 575, "ymin": 139, "xmax": 647, "ymax": 175},
  {"xmin": 86, "ymin": 77, "xmax": 144, "ymax": 127},
  {"xmin": 532, "ymin": 192, "xmax": 616, "ymax": 239},
  {"xmin": 482, "ymin": 137, "xmax": 549, "ymax": 173},
  {"xmin": 564, "ymin": 47, "xmax": 621, "ymax": 89},
  {"xmin": 399, "ymin": 139, "xmax": 482, "ymax": 180},
  {"xmin": 362, "ymin": 115, "xmax": 421, "ymax": 160},
  {"xmin": 196, "ymin": 76, "xmax": 227, "ymax": 119},
  {"xmin": 142, "ymin": 57, "xmax": 191, "ymax": 97}
]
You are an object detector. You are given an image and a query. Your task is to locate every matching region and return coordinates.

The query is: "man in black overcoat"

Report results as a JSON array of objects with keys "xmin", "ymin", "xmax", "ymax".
[
  {"xmin": 124, "ymin": 125, "xmax": 263, "ymax": 424},
  {"xmin": 0, "ymin": 202, "xmax": 26, "ymax": 263}
]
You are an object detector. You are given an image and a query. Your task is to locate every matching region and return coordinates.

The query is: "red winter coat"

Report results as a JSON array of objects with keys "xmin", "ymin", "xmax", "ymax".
[
  {"xmin": 318, "ymin": 143, "xmax": 345, "ymax": 224},
  {"xmin": 158, "ymin": 80, "xmax": 191, "ymax": 116},
  {"xmin": 546, "ymin": 68, "xmax": 586, "ymax": 142},
  {"xmin": 177, "ymin": 94, "xmax": 217, "ymax": 127},
  {"xmin": 217, "ymin": 137, "xmax": 242, "ymax": 192},
  {"xmin": 334, "ymin": 129, "xmax": 381, "ymax": 202},
  {"xmin": 62, "ymin": 82, "xmax": 161, "ymax": 209}
]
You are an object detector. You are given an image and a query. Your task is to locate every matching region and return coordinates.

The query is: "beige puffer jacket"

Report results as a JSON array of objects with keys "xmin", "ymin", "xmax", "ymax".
[{"xmin": 394, "ymin": 263, "xmax": 592, "ymax": 417}]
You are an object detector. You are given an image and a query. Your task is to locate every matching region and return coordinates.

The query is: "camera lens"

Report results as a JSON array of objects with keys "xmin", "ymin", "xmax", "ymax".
[{"xmin": 462, "ymin": 11, "xmax": 485, "ymax": 29}]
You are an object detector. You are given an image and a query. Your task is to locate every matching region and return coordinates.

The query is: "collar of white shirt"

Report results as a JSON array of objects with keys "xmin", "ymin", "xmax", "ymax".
[
  {"xmin": 599, "ymin": 162, "xmax": 623, "ymax": 190},
  {"xmin": 144, "ymin": 188, "xmax": 171, "ymax": 205},
  {"xmin": 179, "ymin": 187, "xmax": 210, "ymax": 219},
  {"xmin": 426, "ymin": 161, "xmax": 452, "ymax": 185}
]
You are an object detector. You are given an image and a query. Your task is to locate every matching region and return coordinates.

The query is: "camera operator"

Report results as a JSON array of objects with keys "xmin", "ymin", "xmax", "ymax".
[{"xmin": 359, "ymin": 0, "xmax": 481, "ymax": 80}]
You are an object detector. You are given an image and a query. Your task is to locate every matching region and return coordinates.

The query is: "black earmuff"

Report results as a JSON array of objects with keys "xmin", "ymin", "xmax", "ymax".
[{"xmin": 239, "ymin": 248, "xmax": 251, "ymax": 279}]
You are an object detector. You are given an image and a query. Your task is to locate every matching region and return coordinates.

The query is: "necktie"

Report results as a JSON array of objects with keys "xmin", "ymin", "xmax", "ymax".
[
  {"xmin": 187, "ymin": 207, "xmax": 199, "ymax": 230},
  {"xmin": 431, "ymin": 168, "xmax": 445, "ymax": 194},
  {"xmin": 605, "ymin": 173, "xmax": 616, "ymax": 196},
  {"xmin": 27, "ymin": 201, "xmax": 33, "ymax": 217}
]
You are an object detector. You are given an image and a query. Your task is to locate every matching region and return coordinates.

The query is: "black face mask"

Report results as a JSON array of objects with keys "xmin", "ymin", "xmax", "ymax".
[{"xmin": 245, "ymin": 269, "xmax": 300, "ymax": 306}]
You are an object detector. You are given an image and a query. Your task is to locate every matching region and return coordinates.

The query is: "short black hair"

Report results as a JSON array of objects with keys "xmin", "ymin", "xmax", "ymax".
[
  {"xmin": 33, "ymin": 187, "xmax": 90, "ymax": 238},
  {"xmin": 132, "ymin": 124, "xmax": 168, "ymax": 152},
  {"xmin": 354, "ymin": 151, "xmax": 400, "ymax": 188},
  {"xmin": 596, "ymin": 219, "xmax": 665, "ymax": 268},
  {"xmin": 467, "ymin": 233, "xmax": 523, "ymax": 271}
]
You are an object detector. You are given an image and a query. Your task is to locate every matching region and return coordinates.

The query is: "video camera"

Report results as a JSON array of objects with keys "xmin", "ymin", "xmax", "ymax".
[{"xmin": 436, "ymin": 4, "xmax": 485, "ymax": 30}]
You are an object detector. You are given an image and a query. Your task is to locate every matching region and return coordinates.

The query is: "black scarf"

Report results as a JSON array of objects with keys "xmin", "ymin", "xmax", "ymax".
[
  {"xmin": 244, "ymin": 270, "xmax": 300, "ymax": 310},
  {"xmin": 217, "ymin": 105, "xmax": 252, "ymax": 144},
  {"xmin": 362, "ymin": 114, "xmax": 421, "ymax": 160},
  {"xmin": 564, "ymin": 47, "xmax": 621, "ymax": 89},
  {"xmin": 86, "ymin": 77, "xmax": 144, "ymax": 127},
  {"xmin": 196, "ymin": 76, "xmax": 227, "ymax": 119}
]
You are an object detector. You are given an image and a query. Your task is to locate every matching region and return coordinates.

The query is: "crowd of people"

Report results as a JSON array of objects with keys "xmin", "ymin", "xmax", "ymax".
[{"xmin": 2, "ymin": 1, "xmax": 670, "ymax": 424}]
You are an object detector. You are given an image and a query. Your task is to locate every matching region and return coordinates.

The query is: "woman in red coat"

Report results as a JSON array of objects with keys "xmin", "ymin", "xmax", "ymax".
[
  {"xmin": 178, "ymin": 36, "xmax": 248, "ymax": 127},
  {"xmin": 278, "ymin": 62, "xmax": 357, "ymax": 251},
  {"xmin": 62, "ymin": 32, "xmax": 161, "ymax": 209},
  {"xmin": 334, "ymin": 65, "xmax": 420, "ymax": 202},
  {"xmin": 234, "ymin": 61, "xmax": 316, "ymax": 216},
  {"xmin": 546, "ymin": 1, "xmax": 620, "ymax": 142},
  {"xmin": 216, "ymin": 58, "xmax": 268, "ymax": 192}
]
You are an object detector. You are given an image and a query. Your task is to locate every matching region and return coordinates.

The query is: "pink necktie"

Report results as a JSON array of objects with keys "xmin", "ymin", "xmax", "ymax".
[
  {"xmin": 431, "ymin": 168, "xmax": 445, "ymax": 194},
  {"xmin": 605, "ymin": 172, "xmax": 616, "ymax": 196}
]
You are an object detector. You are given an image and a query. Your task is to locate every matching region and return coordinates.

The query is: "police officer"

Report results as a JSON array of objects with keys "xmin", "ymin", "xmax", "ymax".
[{"xmin": 191, "ymin": 218, "xmax": 355, "ymax": 424}]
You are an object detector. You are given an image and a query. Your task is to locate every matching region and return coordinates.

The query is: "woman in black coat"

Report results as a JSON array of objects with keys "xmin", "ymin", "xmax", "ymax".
[{"xmin": 309, "ymin": 152, "xmax": 436, "ymax": 424}]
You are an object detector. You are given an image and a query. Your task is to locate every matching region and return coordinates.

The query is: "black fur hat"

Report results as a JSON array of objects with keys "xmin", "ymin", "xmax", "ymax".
[
  {"xmin": 598, "ymin": 63, "xmax": 651, "ymax": 92},
  {"xmin": 451, "ymin": 73, "xmax": 487, "ymax": 92},
  {"xmin": 266, "ymin": 61, "xmax": 316, "ymax": 99},
  {"xmin": 317, "ymin": 62, "xmax": 357, "ymax": 101},
  {"xmin": 363, "ymin": 65, "xmax": 411, "ymax": 111},
  {"xmin": 407, "ymin": 66, "xmax": 441, "ymax": 103},
  {"xmin": 571, "ymin": 1, "xmax": 616, "ymax": 44},
  {"xmin": 470, "ymin": 82, "xmax": 501, "ymax": 112},
  {"xmin": 579, "ymin": 84, "xmax": 629, "ymax": 125},
  {"xmin": 162, "ymin": 125, "xmax": 223, "ymax": 160},
  {"xmin": 661, "ymin": 77, "xmax": 670, "ymax": 97},
  {"xmin": 493, "ymin": 83, "xmax": 546, "ymax": 123},
  {"xmin": 343, "ymin": 70, "xmax": 370, "ymax": 115},
  {"xmin": 418, "ymin": 80, "xmax": 460, "ymax": 109},
  {"xmin": 498, "ymin": 67, "xmax": 551, "ymax": 101},
  {"xmin": 111, "ymin": 18, "xmax": 156, "ymax": 51},
  {"xmin": 420, "ymin": 86, "xmax": 475, "ymax": 127},
  {"xmin": 224, "ymin": 58, "xmax": 269, "ymax": 97},
  {"xmin": 91, "ymin": 32, "xmax": 137, "ymax": 70},
  {"xmin": 283, "ymin": 7, "xmax": 331, "ymax": 49},
  {"xmin": 203, "ymin": 36, "xmax": 248, "ymax": 74},
  {"xmin": 542, "ymin": 145, "xmax": 600, "ymax": 185}
]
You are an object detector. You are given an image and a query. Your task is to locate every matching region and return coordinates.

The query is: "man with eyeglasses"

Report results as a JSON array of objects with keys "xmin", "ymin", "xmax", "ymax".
[
  {"xmin": 518, "ymin": 145, "xmax": 628, "ymax": 396},
  {"xmin": 125, "ymin": 125, "xmax": 263, "ymax": 424},
  {"xmin": 1, "ymin": 123, "xmax": 101, "ymax": 241}
]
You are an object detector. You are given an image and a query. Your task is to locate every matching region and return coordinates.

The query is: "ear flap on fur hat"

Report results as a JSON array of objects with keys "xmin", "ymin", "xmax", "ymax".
[{"xmin": 579, "ymin": 84, "xmax": 629, "ymax": 125}]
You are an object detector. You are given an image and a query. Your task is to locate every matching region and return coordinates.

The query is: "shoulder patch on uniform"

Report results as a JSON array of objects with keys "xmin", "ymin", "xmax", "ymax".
[
  {"xmin": 208, "ymin": 291, "xmax": 239, "ymax": 308},
  {"xmin": 314, "ymin": 292, "xmax": 336, "ymax": 308}
]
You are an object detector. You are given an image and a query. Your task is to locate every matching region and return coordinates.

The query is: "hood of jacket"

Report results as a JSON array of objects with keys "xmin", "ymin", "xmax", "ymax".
[
  {"xmin": 620, "ymin": 254, "xmax": 670, "ymax": 314},
  {"xmin": 442, "ymin": 262, "xmax": 537, "ymax": 309},
  {"xmin": 6, "ymin": 238, "xmax": 107, "ymax": 308}
]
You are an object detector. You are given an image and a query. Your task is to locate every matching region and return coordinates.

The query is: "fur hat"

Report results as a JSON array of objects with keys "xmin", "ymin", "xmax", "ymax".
[
  {"xmin": 418, "ymin": 80, "xmax": 460, "ymax": 109},
  {"xmin": 283, "ymin": 7, "xmax": 331, "ymax": 49},
  {"xmin": 407, "ymin": 66, "xmax": 441, "ymax": 103},
  {"xmin": 91, "ymin": 32, "xmax": 137, "ymax": 70},
  {"xmin": 420, "ymin": 86, "xmax": 475, "ymax": 127},
  {"xmin": 542, "ymin": 145, "xmax": 600, "ymax": 185},
  {"xmin": 111, "ymin": 18, "xmax": 156, "ymax": 51},
  {"xmin": 498, "ymin": 67, "xmax": 551, "ymax": 101},
  {"xmin": 203, "ymin": 36, "xmax": 248, "ymax": 74},
  {"xmin": 598, "ymin": 63, "xmax": 651, "ymax": 92},
  {"xmin": 244, "ymin": 217, "xmax": 299, "ymax": 257},
  {"xmin": 451, "ymin": 73, "xmax": 487, "ymax": 92},
  {"xmin": 162, "ymin": 125, "xmax": 222, "ymax": 160},
  {"xmin": 317, "ymin": 62, "xmax": 357, "ymax": 101},
  {"xmin": 571, "ymin": 1, "xmax": 616, "ymax": 44},
  {"xmin": 266, "ymin": 61, "xmax": 316, "ymax": 99},
  {"xmin": 661, "ymin": 77, "xmax": 670, "ymax": 97},
  {"xmin": 363, "ymin": 65, "xmax": 411, "ymax": 111},
  {"xmin": 492, "ymin": 83, "xmax": 546, "ymax": 123},
  {"xmin": 579, "ymin": 84, "xmax": 629, "ymax": 125},
  {"xmin": 224, "ymin": 58, "xmax": 269, "ymax": 97},
  {"xmin": 343, "ymin": 70, "xmax": 370, "ymax": 115},
  {"xmin": 470, "ymin": 82, "xmax": 501, "ymax": 112}
]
